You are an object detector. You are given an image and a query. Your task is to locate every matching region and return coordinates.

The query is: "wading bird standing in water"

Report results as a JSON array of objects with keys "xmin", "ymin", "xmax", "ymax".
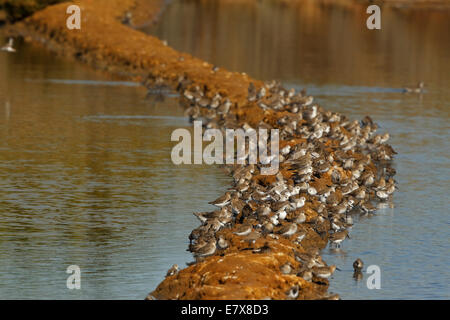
[
  {"xmin": 1, "ymin": 38, "xmax": 16, "ymax": 53},
  {"xmin": 403, "ymin": 81, "xmax": 424, "ymax": 93}
]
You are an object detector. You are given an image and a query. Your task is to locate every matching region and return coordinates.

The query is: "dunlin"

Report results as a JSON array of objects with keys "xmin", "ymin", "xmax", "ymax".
[
  {"xmin": 312, "ymin": 265, "xmax": 337, "ymax": 279},
  {"xmin": 280, "ymin": 263, "xmax": 292, "ymax": 275},
  {"xmin": 233, "ymin": 224, "xmax": 252, "ymax": 236},
  {"xmin": 217, "ymin": 235, "xmax": 229, "ymax": 250},
  {"xmin": 252, "ymin": 242, "xmax": 271, "ymax": 254},
  {"xmin": 286, "ymin": 285, "xmax": 299, "ymax": 299},
  {"xmin": 333, "ymin": 201, "xmax": 349, "ymax": 214},
  {"xmin": 259, "ymin": 221, "xmax": 273, "ymax": 235},
  {"xmin": 362, "ymin": 172, "xmax": 375, "ymax": 186},
  {"xmin": 354, "ymin": 187, "xmax": 366, "ymax": 200},
  {"xmin": 291, "ymin": 196, "xmax": 306, "ymax": 209},
  {"xmin": 209, "ymin": 192, "xmax": 232, "ymax": 207},
  {"xmin": 256, "ymin": 205, "xmax": 271, "ymax": 217},
  {"xmin": 360, "ymin": 200, "xmax": 377, "ymax": 214},
  {"xmin": 353, "ymin": 258, "xmax": 364, "ymax": 272},
  {"xmin": 403, "ymin": 81, "xmax": 424, "ymax": 94},
  {"xmin": 193, "ymin": 240, "xmax": 217, "ymax": 258},
  {"xmin": 230, "ymin": 197, "xmax": 246, "ymax": 214},
  {"xmin": 1, "ymin": 38, "xmax": 16, "ymax": 53},
  {"xmin": 299, "ymin": 269, "xmax": 313, "ymax": 281},
  {"xmin": 166, "ymin": 264, "xmax": 179, "ymax": 277},
  {"xmin": 122, "ymin": 11, "xmax": 133, "ymax": 25},
  {"xmin": 247, "ymin": 82, "xmax": 256, "ymax": 101},
  {"xmin": 294, "ymin": 211, "xmax": 306, "ymax": 224},
  {"xmin": 294, "ymin": 230, "xmax": 307, "ymax": 244},
  {"xmin": 376, "ymin": 190, "xmax": 389, "ymax": 201},
  {"xmin": 329, "ymin": 230, "xmax": 350, "ymax": 247},
  {"xmin": 276, "ymin": 222, "xmax": 298, "ymax": 238}
]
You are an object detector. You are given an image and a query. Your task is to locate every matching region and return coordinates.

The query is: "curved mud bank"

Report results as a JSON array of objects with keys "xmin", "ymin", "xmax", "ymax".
[{"xmin": 7, "ymin": 0, "xmax": 397, "ymax": 300}]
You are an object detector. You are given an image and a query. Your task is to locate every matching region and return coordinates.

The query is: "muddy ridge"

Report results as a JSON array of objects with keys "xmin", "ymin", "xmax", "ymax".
[{"xmin": 7, "ymin": 0, "xmax": 397, "ymax": 300}]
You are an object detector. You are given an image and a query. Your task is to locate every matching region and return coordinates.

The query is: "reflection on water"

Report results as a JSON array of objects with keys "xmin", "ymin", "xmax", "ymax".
[
  {"xmin": 145, "ymin": 0, "xmax": 450, "ymax": 299},
  {"xmin": 1, "ymin": 0, "xmax": 449, "ymax": 300},
  {"xmin": 145, "ymin": 0, "xmax": 450, "ymax": 88},
  {"xmin": 309, "ymin": 85, "xmax": 449, "ymax": 299},
  {"xmin": 0, "ymin": 34, "xmax": 231, "ymax": 299}
]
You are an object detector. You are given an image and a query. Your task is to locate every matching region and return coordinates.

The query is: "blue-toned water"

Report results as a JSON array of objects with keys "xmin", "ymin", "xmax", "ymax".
[
  {"xmin": 312, "ymin": 85, "xmax": 450, "ymax": 299},
  {"xmin": 0, "ymin": 0, "xmax": 449, "ymax": 300}
]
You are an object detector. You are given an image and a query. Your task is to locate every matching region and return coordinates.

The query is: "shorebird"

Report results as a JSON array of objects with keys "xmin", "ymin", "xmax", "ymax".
[
  {"xmin": 297, "ymin": 270, "xmax": 312, "ymax": 281},
  {"xmin": 312, "ymin": 265, "xmax": 337, "ymax": 279},
  {"xmin": 261, "ymin": 221, "xmax": 274, "ymax": 234},
  {"xmin": 252, "ymin": 242, "xmax": 271, "ymax": 254},
  {"xmin": 360, "ymin": 200, "xmax": 377, "ymax": 214},
  {"xmin": 244, "ymin": 230, "xmax": 261, "ymax": 244},
  {"xmin": 247, "ymin": 82, "xmax": 257, "ymax": 101},
  {"xmin": 209, "ymin": 192, "xmax": 232, "ymax": 207},
  {"xmin": 217, "ymin": 98, "xmax": 232, "ymax": 114},
  {"xmin": 291, "ymin": 196, "xmax": 306, "ymax": 209},
  {"xmin": 269, "ymin": 214, "xmax": 279, "ymax": 226},
  {"xmin": 403, "ymin": 81, "xmax": 424, "ymax": 94},
  {"xmin": 217, "ymin": 235, "xmax": 229, "ymax": 250},
  {"xmin": 192, "ymin": 211, "xmax": 216, "ymax": 224},
  {"xmin": 256, "ymin": 205, "xmax": 271, "ymax": 218},
  {"xmin": 294, "ymin": 231, "xmax": 307, "ymax": 244},
  {"xmin": 362, "ymin": 172, "xmax": 375, "ymax": 187},
  {"xmin": 276, "ymin": 222, "xmax": 297, "ymax": 238},
  {"xmin": 376, "ymin": 190, "xmax": 390, "ymax": 201},
  {"xmin": 230, "ymin": 197, "xmax": 246, "ymax": 214},
  {"xmin": 233, "ymin": 224, "xmax": 252, "ymax": 236},
  {"xmin": 329, "ymin": 230, "xmax": 350, "ymax": 247},
  {"xmin": 280, "ymin": 263, "xmax": 292, "ymax": 275},
  {"xmin": 330, "ymin": 218, "xmax": 345, "ymax": 232},
  {"xmin": 193, "ymin": 240, "xmax": 216, "ymax": 258},
  {"xmin": 293, "ymin": 211, "xmax": 306, "ymax": 224},
  {"xmin": 257, "ymin": 86, "xmax": 266, "ymax": 100},
  {"xmin": 277, "ymin": 209, "xmax": 287, "ymax": 220},
  {"xmin": 286, "ymin": 285, "xmax": 299, "ymax": 299},
  {"xmin": 122, "ymin": 11, "xmax": 133, "ymax": 25},
  {"xmin": 354, "ymin": 187, "xmax": 366, "ymax": 200},
  {"xmin": 353, "ymin": 258, "xmax": 364, "ymax": 272},
  {"xmin": 333, "ymin": 201, "xmax": 350, "ymax": 215},
  {"xmin": 166, "ymin": 264, "xmax": 179, "ymax": 277},
  {"xmin": 1, "ymin": 38, "xmax": 16, "ymax": 53}
]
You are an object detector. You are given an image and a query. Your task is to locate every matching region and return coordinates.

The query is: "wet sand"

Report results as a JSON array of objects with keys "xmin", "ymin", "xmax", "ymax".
[{"xmin": 4, "ymin": 0, "xmax": 404, "ymax": 299}]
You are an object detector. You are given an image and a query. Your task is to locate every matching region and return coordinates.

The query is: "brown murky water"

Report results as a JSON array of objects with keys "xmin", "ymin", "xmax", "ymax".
[{"xmin": 0, "ymin": 0, "xmax": 449, "ymax": 299}]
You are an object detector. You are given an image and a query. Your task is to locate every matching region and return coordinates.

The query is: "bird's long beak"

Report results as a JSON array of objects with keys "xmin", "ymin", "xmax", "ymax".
[
  {"xmin": 336, "ymin": 267, "xmax": 342, "ymax": 271},
  {"xmin": 347, "ymin": 234, "xmax": 351, "ymax": 239}
]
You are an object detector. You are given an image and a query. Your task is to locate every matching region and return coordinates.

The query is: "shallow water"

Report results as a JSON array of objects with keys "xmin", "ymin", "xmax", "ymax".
[
  {"xmin": 0, "ymin": 34, "xmax": 231, "ymax": 299},
  {"xmin": 0, "ymin": 0, "xmax": 449, "ymax": 300},
  {"xmin": 145, "ymin": 0, "xmax": 450, "ymax": 299}
]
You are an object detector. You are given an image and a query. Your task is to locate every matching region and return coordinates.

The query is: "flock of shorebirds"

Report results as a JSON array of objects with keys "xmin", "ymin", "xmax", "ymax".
[
  {"xmin": 147, "ymin": 71, "xmax": 401, "ymax": 299},
  {"xmin": 0, "ymin": 33, "xmax": 406, "ymax": 298},
  {"xmin": 0, "ymin": 34, "xmax": 407, "ymax": 298}
]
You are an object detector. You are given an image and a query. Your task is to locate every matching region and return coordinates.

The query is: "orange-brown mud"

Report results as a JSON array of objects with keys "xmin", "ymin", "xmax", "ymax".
[{"xmin": 6, "ymin": 0, "xmax": 400, "ymax": 300}]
